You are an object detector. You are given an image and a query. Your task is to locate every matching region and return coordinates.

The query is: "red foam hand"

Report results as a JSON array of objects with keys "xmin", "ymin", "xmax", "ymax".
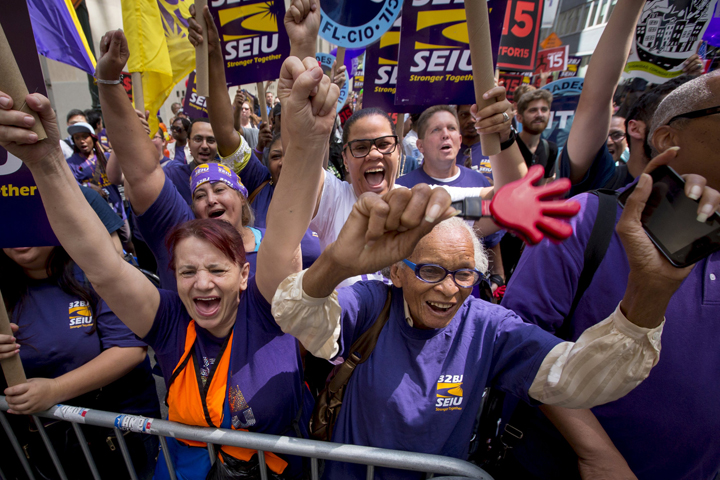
[{"xmin": 489, "ymin": 165, "xmax": 581, "ymax": 245}]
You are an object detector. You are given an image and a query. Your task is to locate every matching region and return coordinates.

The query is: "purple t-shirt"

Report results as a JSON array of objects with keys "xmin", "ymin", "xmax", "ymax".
[
  {"xmin": 67, "ymin": 152, "xmax": 127, "ymax": 221},
  {"xmin": 396, "ymin": 165, "xmax": 504, "ymax": 248},
  {"xmin": 5, "ymin": 266, "xmax": 158, "ymax": 416},
  {"xmin": 162, "ymin": 159, "xmax": 194, "ymax": 205},
  {"xmin": 142, "ymin": 278, "xmax": 311, "ymax": 474},
  {"xmin": 135, "ymin": 177, "xmax": 261, "ymax": 292},
  {"xmin": 324, "ymin": 281, "xmax": 560, "ymax": 480},
  {"xmin": 503, "ymin": 192, "xmax": 720, "ymax": 479},
  {"xmin": 455, "ymin": 141, "xmax": 492, "ymax": 182},
  {"xmin": 236, "ymin": 152, "xmax": 322, "ymax": 268}
]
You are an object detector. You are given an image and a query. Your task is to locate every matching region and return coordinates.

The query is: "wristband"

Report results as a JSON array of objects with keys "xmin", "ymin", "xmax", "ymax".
[
  {"xmin": 500, "ymin": 128, "xmax": 516, "ymax": 151},
  {"xmin": 94, "ymin": 75, "xmax": 123, "ymax": 85},
  {"xmin": 488, "ymin": 274, "xmax": 505, "ymax": 287}
]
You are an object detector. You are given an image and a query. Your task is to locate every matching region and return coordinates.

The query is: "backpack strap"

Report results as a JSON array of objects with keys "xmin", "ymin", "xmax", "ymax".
[
  {"xmin": 247, "ymin": 180, "xmax": 270, "ymax": 205},
  {"xmin": 326, "ymin": 289, "xmax": 393, "ymax": 395},
  {"xmin": 556, "ymin": 189, "xmax": 618, "ymax": 340}
]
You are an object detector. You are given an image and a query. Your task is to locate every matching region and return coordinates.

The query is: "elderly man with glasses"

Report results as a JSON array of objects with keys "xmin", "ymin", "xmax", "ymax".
[
  {"xmin": 270, "ymin": 173, "xmax": 701, "ymax": 479},
  {"xmin": 396, "ymin": 104, "xmax": 510, "ymax": 296}
]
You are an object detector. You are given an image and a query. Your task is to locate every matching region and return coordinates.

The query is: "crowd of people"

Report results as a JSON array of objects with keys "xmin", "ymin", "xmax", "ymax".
[{"xmin": 0, "ymin": 0, "xmax": 718, "ymax": 479}]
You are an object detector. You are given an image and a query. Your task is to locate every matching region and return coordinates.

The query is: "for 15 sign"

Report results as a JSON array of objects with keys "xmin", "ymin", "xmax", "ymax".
[
  {"xmin": 535, "ymin": 45, "xmax": 569, "ymax": 73},
  {"xmin": 497, "ymin": 0, "xmax": 544, "ymax": 71}
]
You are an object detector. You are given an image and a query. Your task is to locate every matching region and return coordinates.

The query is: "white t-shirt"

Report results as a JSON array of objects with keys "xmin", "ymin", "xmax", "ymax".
[{"xmin": 310, "ymin": 170, "xmax": 484, "ymax": 286}]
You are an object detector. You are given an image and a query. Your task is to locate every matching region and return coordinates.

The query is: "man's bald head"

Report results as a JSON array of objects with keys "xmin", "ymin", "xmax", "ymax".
[{"xmin": 649, "ymin": 71, "xmax": 720, "ymax": 146}]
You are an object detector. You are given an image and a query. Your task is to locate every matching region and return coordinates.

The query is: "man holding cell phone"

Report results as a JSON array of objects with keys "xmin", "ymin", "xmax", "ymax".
[{"xmin": 498, "ymin": 71, "xmax": 720, "ymax": 480}]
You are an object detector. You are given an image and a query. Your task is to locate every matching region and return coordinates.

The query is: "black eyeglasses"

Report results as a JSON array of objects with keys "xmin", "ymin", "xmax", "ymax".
[
  {"xmin": 608, "ymin": 131, "xmax": 626, "ymax": 142},
  {"xmin": 402, "ymin": 259, "xmax": 482, "ymax": 289},
  {"xmin": 344, "ymin": 135, "xmax": 398, "ymax": 158},
  {"xmin": 668, "ymin": 105, "xmax": 720, "ymax": 125}
]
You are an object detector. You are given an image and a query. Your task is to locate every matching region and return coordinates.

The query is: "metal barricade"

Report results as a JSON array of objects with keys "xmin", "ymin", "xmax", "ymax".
[{"xmin": 0, "ymin": 396, "xmax": 493, "ymax": 480}]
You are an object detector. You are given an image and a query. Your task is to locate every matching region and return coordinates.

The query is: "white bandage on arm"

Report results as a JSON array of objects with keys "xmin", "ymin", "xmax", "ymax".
[
  {"xmin": 271, "ymin": 270, "xmax": 342, "ymax": 360},
  {"xmin": 529, "ymin": 305, "xmax": 663, "ymax": 409}
]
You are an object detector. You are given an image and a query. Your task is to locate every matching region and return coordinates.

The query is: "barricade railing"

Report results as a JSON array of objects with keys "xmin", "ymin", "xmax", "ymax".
[{"xmin": 0, "ymin": 396, "xmax": 493, "ymax": 480}]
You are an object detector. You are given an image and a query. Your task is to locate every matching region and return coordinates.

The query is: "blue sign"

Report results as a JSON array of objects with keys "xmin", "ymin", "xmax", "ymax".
[
  {"xmin": 541, "ymin": 77, "xmax": 584, "ymax": 97},
  {"xmin": 319, "ymin": 0, "xmax": 403, "ymax": 49},
  {"xmin": 316, "ymin": 52, "xmax": 349, "ymax": 112},
  {"xmin": 541, "ymin": 94, "xmax": 580, "ymax": 149}
]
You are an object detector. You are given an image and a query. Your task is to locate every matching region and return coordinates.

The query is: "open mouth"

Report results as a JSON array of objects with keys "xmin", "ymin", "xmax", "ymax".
[
  {"xmin": 194, "ymin": 296, "xmax": 221, "ymax": 317},
  {"xmin": 426, "ymin": 300, "xmax": 454, "ymax": 314},
  {"xmin": 208, "ymin": 209, "xmax": 225, "ymax": 219},
  {"xmin": 440, "ymin": 144, "xmax": 453, "ymax": 153},
  {"xmin": 364, "ymin": 167, "xmax": 385, "ymax": 188}
]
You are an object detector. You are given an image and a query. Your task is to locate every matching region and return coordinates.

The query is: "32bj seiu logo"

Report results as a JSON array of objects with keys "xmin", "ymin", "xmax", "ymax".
[
  {"xmin": 436, "ymin": 374, "xmax": 464, "ymax": 411},
  {"xmin": 410, "ymin": 9, "xmax": 474, "ymax": 73},
  {"xmin": 374, "ymin": 29, "xmax": 401, "ymax": 87},
  {"xmin": 214, "ymin": 1, "xmax": 282, "ymax": 61}
]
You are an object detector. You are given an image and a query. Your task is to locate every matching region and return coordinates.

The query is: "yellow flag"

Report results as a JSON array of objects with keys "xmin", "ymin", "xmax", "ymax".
[{"xmin": 121, "ymin": 0, "xmax": 195, "ymax": 136}]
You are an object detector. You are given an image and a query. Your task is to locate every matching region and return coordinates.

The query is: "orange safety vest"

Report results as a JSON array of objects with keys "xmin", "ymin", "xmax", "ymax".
[{"xmin": 166, "ymin": 320, "xmax": 288, "ymax": 474}]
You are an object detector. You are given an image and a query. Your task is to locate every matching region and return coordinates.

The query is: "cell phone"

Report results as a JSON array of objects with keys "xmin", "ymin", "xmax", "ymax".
[{"xmin": 618, "ymin": 165, "xmax": 720, "ymax": 267}]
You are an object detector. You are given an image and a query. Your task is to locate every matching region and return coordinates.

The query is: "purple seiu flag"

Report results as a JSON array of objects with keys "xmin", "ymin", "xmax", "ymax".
[
  {"xmin": 394, "ymin": 0, "xmax": 507, "ymax": 107},
  {"xmin": 183, "ymin": 71, "xmax": 209, "ymax": 119},
  {"xmin": 0, "ymin": 2, "xmax": 58, "ymax": 248},
  {"xmin": 208, "ymin": 0, "xmax": 291, "ymax": 86},
  {"xmin": 363, "ymin": 17, "xmax": 423, "ymax": 114},
  {"xmin": 27, "ymin": 0, "xmax": 96, "ymax": 75}
]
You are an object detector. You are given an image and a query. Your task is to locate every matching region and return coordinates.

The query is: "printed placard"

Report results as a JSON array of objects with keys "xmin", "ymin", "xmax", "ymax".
[
  {"xmin": 183, "ymin": 71, "xmax": 209, "ymax": 119},
  {"xmin": 535, "ymin": 45, "xmax": 569, "ymax": 73},
  {"xmin": 499, "ymin": 73, "xmax": 530, "ymax": 101},
  {"xmin": 209, "ymin": 0, "xmax": 290, "ymax": 86},
  {"xmin": 353, "ymin": 75, "xmax": 364, "ymax": 92},
  {"xmin": 559, "ymin": 55, "xmax": 582, "ymax": 78},
  {"xmin": 318, "ymin": 0, "xmax": 402, "ymax": 49},
  {"xmin": 623, "ymin": 0, "xmax": 718, "ymax": 83},
  {"xmin": 394, "ymin": 0, "xmax": 508, "ymax": 106},
  {"xmin": 0, "ymin": 1, "xmax": 57, "ymax": 248},
  {"xmin": 316, "ymin": 52, "xmax": 349, "ymax": 112},
  {"xmin": 497, "ymin": 0, "xmax": 545, "ymax": 71}
]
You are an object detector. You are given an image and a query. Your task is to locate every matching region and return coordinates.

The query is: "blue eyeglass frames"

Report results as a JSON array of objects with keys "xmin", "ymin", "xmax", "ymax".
[{"xmin": 402, "ymin": 259, "xmax": 483, "ymax": 288}]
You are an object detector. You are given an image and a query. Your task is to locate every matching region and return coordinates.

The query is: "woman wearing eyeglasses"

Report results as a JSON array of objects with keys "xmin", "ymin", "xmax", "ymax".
[{"xmin": 272, "ymin": 173, "xmax": 691, "ymax": 479}]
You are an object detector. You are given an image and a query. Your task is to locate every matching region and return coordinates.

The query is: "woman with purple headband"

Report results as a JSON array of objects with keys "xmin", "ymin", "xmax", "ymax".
[{"xmin": 0, "ymin": 28, "xmax": 339, "ymax": 479}]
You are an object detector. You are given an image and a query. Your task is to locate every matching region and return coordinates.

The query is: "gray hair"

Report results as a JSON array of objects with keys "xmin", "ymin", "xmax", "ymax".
[
  {"xmin": 649, "ymin": 70, "xmax": 720, "ymax": 149},
  {"xmin": 381, "ymin": 217, "xmax": 488, "ymax": 278}
]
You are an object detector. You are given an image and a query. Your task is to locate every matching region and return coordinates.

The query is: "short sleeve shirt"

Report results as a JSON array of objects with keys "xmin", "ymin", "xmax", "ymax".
[{"xmin": 324, "ymin": 281, "xmax": 560, "ymax": 479}]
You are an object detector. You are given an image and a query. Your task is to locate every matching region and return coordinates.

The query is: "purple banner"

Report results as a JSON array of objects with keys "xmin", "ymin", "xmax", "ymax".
[
  {"xmin": 0, "ymin": 2, "xmax": 57, "ymax": 247},
  {"xmin": 209, "ymin": 0, "xmax": 290, "ymax": 86},
  {"xmin": 363, "ymin": 18, "xmax": 423, "ymax": 114},
  {"xmin": 183, "ymin": 71, "xmax": 209, "ymax": 119},
  {"xmin": 394, "ymin": 0, "xmax": 507, "ymax": 107}
]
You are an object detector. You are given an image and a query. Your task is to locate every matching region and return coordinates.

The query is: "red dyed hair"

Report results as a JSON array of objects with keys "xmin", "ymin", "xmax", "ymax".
[{"xmin": 166, "ymin": 219, "xmax": 247, "ymax": 271}]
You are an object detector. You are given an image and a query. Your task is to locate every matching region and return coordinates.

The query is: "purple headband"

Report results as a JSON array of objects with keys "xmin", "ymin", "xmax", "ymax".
[{"xmin": 190, "ymin": 163, "xmax": 248, "ymax": 198}]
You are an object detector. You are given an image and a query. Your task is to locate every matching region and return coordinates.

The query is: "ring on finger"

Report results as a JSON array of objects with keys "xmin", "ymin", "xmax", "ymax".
[{"xmin": 502, "ymin": 111, "xmax": 510, "ymax": 123}]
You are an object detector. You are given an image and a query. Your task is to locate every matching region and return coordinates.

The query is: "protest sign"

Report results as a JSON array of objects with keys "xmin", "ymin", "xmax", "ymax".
[
  {"xmin": 330, "ymin": 46, "xmax": 365, "ymax": 77},
  {"xmin": 208, "ymin": 0, "xmax": 290, "ymax": 86},
  {"xmin": 394, "ymin": 0, "xmax": 507, "ymax": 106},
  {"xmin": 319, "ymin": 0, "xmax": 402, "ymax": 49},
  {"xmin": 120, "ymin": 72, "xmax": 134, "ymax": 102},
  {"xmin": 497, "ymin": 0, "xmax": 545, "ymax": 71},
  {"xmin": 0, "ymin": 2, "xmax": 57, "ymax": 248},
  {"xmin": 535, "ymin": 45, "xmax": 569, "ymax": 73},
  {"xmin": 353, "ymin": 75, "xmax": 364, "ymax": 92},
  {"xmin": 316, "ymin": 52, "xmax": 349, "ymax": 112},
  {"xmin": 623, "ymin": 0, "xmax": 718, "ymax": 82},
  {"xmin": 559, "ymin": 55, "xmax": 582, "ymax": 78},
  {"xmin": 499, "ymin": 72, "xmax": 530, "ymax": 101},
  {"xmin": 183, "ymin": 71, "xmax": 209, "ymax": 118},
  {"xmin": 539, "ymin": 77, "xmax": 584, "ymax": 147}
]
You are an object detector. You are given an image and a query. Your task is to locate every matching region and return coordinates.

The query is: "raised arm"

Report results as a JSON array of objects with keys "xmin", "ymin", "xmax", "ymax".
[
  {"xmin": 255, "ymin": 57, "xmax": 339, "ymax": 302},
  {"xmin": 96, "ymin": 30, "xmax": 166, "ymax": 214},
  {"xmin": 189, "ymin": 5, "xmax": 242, "ymax": 158},
  {"xmin": 565, "ymin": 0, "xmax": 645, "ymax": 183},
  {"xmin": 286, "ymin": 0, "xmax": 320, "ymax": 60},
  {"xmin": 0, "ymin": 91, "xmax": 160, "ymax": 339}
]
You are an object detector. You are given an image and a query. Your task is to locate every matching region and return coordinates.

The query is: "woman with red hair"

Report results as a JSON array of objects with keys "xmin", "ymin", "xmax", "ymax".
[{"xmin": 0, "ymin": 28, "xmax": 338, "ymax": 479}]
